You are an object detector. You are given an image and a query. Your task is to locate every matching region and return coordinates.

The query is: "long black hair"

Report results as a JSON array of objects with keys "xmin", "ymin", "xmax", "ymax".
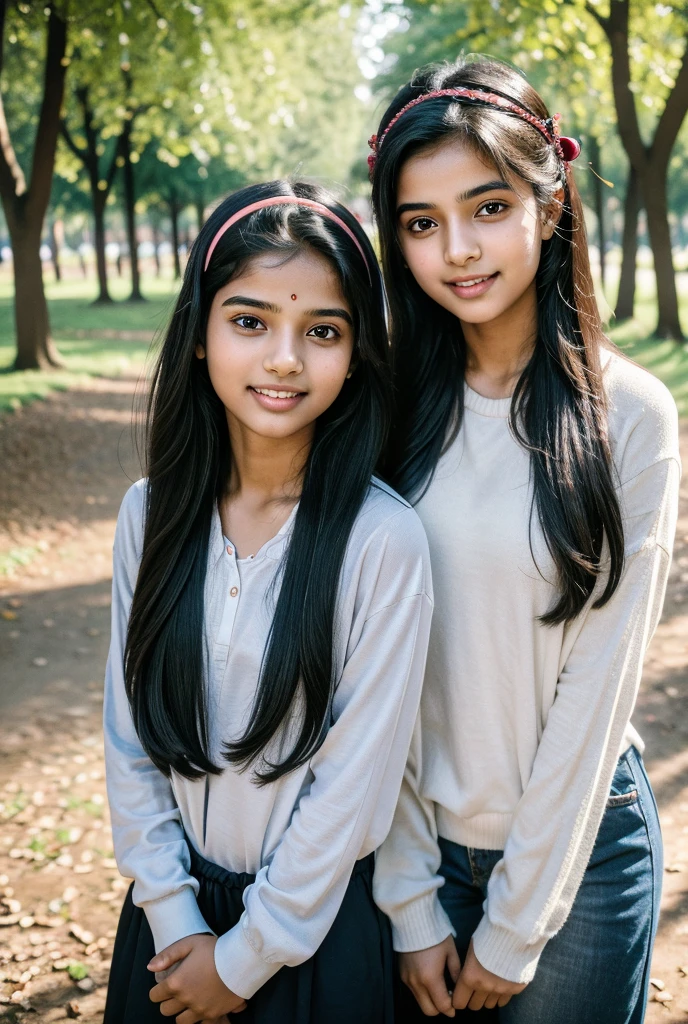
[
  {"xmin": 125, "ymin": 180, "xmax": 390, "ymax": 783},
  {"xmin": 371, "ymin": 57, "xmax": 623, "ymax": 625}
]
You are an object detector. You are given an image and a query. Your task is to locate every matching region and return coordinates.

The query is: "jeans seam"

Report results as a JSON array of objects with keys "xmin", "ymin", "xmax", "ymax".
[{"xmin": 627, "ymin": 751, "xmax": 660, "ymax": 1020}]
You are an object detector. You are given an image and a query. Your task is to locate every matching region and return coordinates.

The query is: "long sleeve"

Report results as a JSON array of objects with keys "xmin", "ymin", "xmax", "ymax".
[
  {"xmin": 213, "ymin": 516, "xmax": 433, "ymax": 999},
  {"xmin": 471, "ymin": 453, "xmax": 680, "ymax": 983},
  {"xmin": 103, "ymin": 481, "xmax": 212, "ymax": 953},
  {"xmin": 373, "ymin": 715, "xmax": 455, "ymax": 950}
]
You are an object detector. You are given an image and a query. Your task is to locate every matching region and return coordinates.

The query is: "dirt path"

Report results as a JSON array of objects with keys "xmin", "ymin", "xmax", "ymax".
[{"xmin": 0, "ymin": 381, "xmax": 687, "ymax": 1022}]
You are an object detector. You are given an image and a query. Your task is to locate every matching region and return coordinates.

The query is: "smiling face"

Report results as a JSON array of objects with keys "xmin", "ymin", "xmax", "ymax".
[
  {"xmin": 200, "ymin": 248, "xmax": 355, "ymax": 446},
  {"xmin": 396, "ymin": 139, "xmax": 559, "ymax": 338}
]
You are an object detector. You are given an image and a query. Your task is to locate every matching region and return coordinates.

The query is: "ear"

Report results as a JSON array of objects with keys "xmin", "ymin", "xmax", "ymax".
[
  {"xmin": 541, "ymin": 186, "xmax": 565, "ymax": 241},
  {"xmin": 195, "ymin": 343, "xmax": 206, "ymax": 360}
]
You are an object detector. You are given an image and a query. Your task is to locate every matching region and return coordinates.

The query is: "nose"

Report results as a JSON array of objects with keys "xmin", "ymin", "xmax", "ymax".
[
  {"xmin": 263, "ymin": 330, "xmax": 303, "ymax": 378},
  {"xmin": 444, "ymin": 217, "xmax": 481, "ymax": 267}
]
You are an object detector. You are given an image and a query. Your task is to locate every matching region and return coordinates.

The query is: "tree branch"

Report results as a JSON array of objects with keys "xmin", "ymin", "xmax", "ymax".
[
  {"xmin": 584, "ymin": 1, "xmax": 609, "ymax": 31},
  {"xmin": 651, "ymin": 29, "xmax": 688, "ymax": 167},
  {"xmin": 0, "ymin": 0, "xmax": 27, "ymax": 206},
  {"xmin": 605, "ymin": 0, "xmax": 648, "ymax": 170},
  {"xmin": 27, "ymin": 2, "xmax": 68, "ymax": 220},
  {"xmin": 60, "ymin": 119, "xmax": 87, "ymax": 163}
]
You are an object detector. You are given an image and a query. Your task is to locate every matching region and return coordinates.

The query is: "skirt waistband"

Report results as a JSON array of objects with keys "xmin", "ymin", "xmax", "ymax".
[{"xmin": 188, "ymin": 843, "xmax": 374, "ymax": 891}]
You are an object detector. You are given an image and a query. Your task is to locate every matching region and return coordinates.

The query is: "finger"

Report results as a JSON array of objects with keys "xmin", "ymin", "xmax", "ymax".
[
  {"xmin": 158, "ymin": 998, "xmax": 187, "ymax": 1018},
  {"xmin": 148, "ymin": 939, "xmax": 192, "ymax": 973},
  {"xmin": 409, "ymin": 983, "xmax": 440, "ymax": 1016},
  {"xmin": 426, "ymin": 976, "xmax": 455, "ymax": 1017},
  {"xmin": 176, "ymin": 1010, "xmax": 202, "ymax": 1024},
  {"xmin": 446, "ymin": 943, "xmax": 461, "ymax": 984},
  {"xmin": 150, "ymin": 982, "xmax": 174, "ymax": 1005},
  {"xmin": 468, "ymin": 989, "xmax": 487, "ymax": 1011},
  {"xmin": 497, "ymin": 994, "xmax": 513, "ymax": 1007},
  {"xmin": 483, "ymin": 994, "xmax": 499, "ymax": 1010},
  {"xmin": 451, "ymin": 978, "xmax": 474, "ymax": 1011},
  {"xmin": 231, "ymin": 1005, "xmax": 248, "ymax": 1015}
]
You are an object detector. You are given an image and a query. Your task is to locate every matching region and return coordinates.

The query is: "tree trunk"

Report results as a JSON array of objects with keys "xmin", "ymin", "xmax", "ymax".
[
  {"xmin": 0, "ymin": 2, "xmax": 68, "ymax": 369},
  {"xmin": 48, "ymin": 216, "xmax": 61, "ymax": 282},
  {"xmin": 588, "ymin": 136, "xmax": 606, "ymax": 292},
  {"xmin": 169, "ymin": 196, "xmax": 181, "ymax": 280},
  {"xmin": 151, "ymin": 219, "xmax": 161, "ymax": 277},
  {"xmin": 121, "ymin": 121, "xmax": 144, "ymax": 301},
  {"xmin": 615, "ymin": 166, "xmax": 639, "ymax": 322},
  {"xmin": 92, "ymin": 193, "xmax": 112, "ymax": 303},
  {"xmin": 642, "ymin": 169, "xmax": 683, "ymax": 339},
  {"xmin": 11, "ymin": 227, "xmax": 61, "ymax": 370}
]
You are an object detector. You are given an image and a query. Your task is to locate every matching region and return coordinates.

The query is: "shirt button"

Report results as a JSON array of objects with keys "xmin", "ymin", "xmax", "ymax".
[
  {"xmin": 226, "ymin": 545, "xmax": 233, "ymax": 555},
  {"xmin": 230, "ymin": 586, "xmax": 238, "ymax": 598}
]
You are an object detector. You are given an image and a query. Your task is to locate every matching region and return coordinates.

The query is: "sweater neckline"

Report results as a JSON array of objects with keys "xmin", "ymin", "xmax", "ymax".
[{"xmin": 463, "ymin": 383, "xmax": 512, "ymax": 419}]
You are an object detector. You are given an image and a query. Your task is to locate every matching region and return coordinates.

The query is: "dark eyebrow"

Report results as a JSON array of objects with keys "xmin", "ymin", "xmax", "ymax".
[
  {"xmin": 306, "ymin": 307, "xmax": 353, "ymax": 326},
  {"xmin": 397, "ymin": 180, "xmax": 513, "ymax": 218},
  {"xmin": 221, "ymin": 296, "xmax": 281, "ymax": 313},
  {"xmin": 456, "ymin": 180, "xmax": 512, "ymax": 203}
]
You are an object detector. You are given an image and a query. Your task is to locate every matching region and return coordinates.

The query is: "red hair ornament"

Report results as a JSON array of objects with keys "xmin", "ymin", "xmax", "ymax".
[{"xmin": 367, "ymin": 89, "xmax": 581, "ymax": 179}]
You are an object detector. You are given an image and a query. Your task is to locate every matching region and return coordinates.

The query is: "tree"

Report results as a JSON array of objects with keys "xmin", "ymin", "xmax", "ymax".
[
  {"xmin": 585, "ymin": 0, "xmax": 688, "ymax": 339},
  {"xmin": 0, "ymin": 1, "xmax": 67, "ymax": 369},
  {"xmin": 60, "ymin": 83, "xmax": 124, "ymax": 303}
]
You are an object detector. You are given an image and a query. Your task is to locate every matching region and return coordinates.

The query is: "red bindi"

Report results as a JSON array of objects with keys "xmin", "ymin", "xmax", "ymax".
[{"xmin": 291, "ymin": 294, "xmax": 297, "ymax": 300}]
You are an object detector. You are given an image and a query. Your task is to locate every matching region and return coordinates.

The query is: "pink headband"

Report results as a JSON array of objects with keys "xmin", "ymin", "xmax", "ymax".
[
  {"xmin": 368, "ymin": 87, "xmax": 581, "ymax": 176},
  {"xmin": 203, "ymin": 196, "xmax": 372, "ymax": 282}
]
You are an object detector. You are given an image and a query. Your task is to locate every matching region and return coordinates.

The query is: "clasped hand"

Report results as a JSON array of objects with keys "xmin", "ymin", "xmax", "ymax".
[
  {"xmin": 399, "ymin": 936, "xmax": 526, "ymax": 1016},
  {"xmin": 148, "ymin": 933, "xmax": 247, "ymax": 1024}
]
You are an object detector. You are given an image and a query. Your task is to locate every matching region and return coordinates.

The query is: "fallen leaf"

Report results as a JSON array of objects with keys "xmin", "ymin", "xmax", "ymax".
[
  {"xmin": 679, "ymin": 965, "xmax": 688, "ymax": 977},
  {"xmin": 18, "ymin": 916, "xmax": 35, "ymax": 929},
  {"xmin": 76, "ymin": 977, "xmax": 95, "ymax": 992},
  {"xmin": 651, "ymin": 978, "xmax": 665, "ymax": 991},
  {"xmin": 66, "ymin": 998, "xmax": 81, "ymax": 1018},
  {"xmin": 1, "ymin": 611, "xmax": 17, "ymax": 621},
  {"xmin": 666, "ymin": 864, "xmax": 685, "ymax": 873},
  {"xmin": 7, "ymin": 599, "xmax": 22, "ymax": 609},
  {"xmin": 32, "ymin": 658, "xmax": 48, "ymax": 667},
  {"xmin": 69, "ymin": 925, "xmax": 94, "ymax": 947}
]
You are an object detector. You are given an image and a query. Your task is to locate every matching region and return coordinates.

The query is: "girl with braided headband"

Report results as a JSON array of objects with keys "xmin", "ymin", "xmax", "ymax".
[
  {"xmin": 102, "ymin": 179, "xmax": 433, "ymax": 1024},
  {"xmin": 371, "ymin": 57, "xmax": 679, "ymax": 1023}
]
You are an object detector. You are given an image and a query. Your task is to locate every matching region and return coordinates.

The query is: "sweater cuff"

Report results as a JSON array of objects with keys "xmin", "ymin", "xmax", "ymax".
[
  {"xmin": 142, "ymin": 885, "xmax": 213, "ymax": 954},
  {"xmin": 214, "ymin": 921, "xmax": 282, "ymax": 1000},
  {"xmin": 471, "ymin": 915, "xmax": 544, "ymax": 985},
  {"xmin": 389, "ymin": 891, "xmax": 455, "ymax": 953}
]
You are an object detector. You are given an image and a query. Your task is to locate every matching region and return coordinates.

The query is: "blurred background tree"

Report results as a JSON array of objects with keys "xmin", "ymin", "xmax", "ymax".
[{"xmin": 0, "ymin": 0, "xmax": 686, "ymax": 370}]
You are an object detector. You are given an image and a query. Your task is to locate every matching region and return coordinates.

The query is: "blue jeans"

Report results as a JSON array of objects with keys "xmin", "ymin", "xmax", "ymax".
[{"xmin": 397, "ymin": 747, "xmax": 662, "ymax": 1023}]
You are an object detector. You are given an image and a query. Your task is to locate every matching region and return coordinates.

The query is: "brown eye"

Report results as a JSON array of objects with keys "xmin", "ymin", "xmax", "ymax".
[
  {"xmin": 307, "ymin": 324, "xmax": 340, "ymax": 341},
  {"xmin": 477, "ymin": 201, "xmax": 508, "ymax": 217},
  {"xmin": 408, "ymin": 217, "xmax": 436, "ymax": 233},
  {"xmin": 232, "ymin": 315, "xmax": 265, "ymax": 331}
]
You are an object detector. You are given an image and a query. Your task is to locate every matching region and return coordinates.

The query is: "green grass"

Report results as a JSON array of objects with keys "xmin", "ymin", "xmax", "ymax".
[
  {"xmin": 0, "ymin": 272, "xmax": 178, "ymax": 412},
  {"xmin": 608, "ymin": 285, "xmax": 688, "ymax": 416}
]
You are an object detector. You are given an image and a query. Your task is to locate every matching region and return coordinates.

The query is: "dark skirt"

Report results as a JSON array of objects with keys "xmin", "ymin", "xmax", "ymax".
[{"xmin": 104, "ymin": 845, "xmax": 394, "ymax": 1024}]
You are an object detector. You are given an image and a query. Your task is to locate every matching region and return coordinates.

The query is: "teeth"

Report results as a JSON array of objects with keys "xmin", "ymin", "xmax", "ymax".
[
  {"xmin": 254, "ymin": 388, "xmax": 301, "ymax": 399},
  {"xmin": 454, "ymin": 276, "xmax": 490, "ymax": 287}
]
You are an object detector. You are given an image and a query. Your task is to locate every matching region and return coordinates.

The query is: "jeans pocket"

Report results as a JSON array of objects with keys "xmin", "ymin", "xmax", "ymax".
[
  {"xmin": 606, "ymin": 752, "xmax": 640, "ymax": 808},
  {"xmin": 606, "ymin": 788, "xmax": 639, "ymax": 808}
]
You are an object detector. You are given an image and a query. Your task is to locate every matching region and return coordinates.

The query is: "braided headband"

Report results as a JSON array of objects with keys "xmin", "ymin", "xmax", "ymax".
[
  {"xmin": 203, "ymin": 196, "xmax": 372, "ymax": 283},
  {"xmin": 368, "ymin": 87, "xmax": 581, "ymax": 175}
]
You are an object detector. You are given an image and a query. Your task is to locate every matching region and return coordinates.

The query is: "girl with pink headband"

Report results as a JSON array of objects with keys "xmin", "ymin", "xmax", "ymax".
[
  {"xmin": 371, "ymin": 57, "xmax": 679, "ymax": 1022},
  {"xmin": 102, "ymin": 179, "xmax": 432, "ymax": 1024}
]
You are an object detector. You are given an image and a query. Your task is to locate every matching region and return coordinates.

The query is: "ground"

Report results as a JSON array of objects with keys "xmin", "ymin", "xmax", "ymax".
[{"xmin": 0, "ymin": 282, "xmax": 687, "ymax": 1020}]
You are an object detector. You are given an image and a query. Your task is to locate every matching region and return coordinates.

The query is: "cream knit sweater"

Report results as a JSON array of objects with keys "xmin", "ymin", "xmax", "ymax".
[{"xmin": 374, "ymin": 350, "xmax": 680, "ymax": 984}]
